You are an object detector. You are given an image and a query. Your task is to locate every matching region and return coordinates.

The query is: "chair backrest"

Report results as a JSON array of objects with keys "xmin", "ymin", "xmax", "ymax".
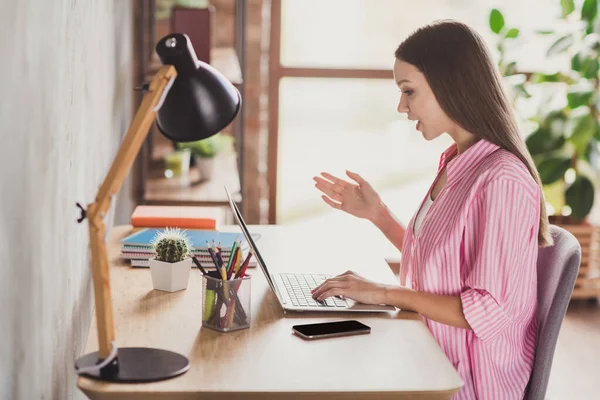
[{"xmin": 525, "ymin": 225, "xmax": 581, "ymax": 400}]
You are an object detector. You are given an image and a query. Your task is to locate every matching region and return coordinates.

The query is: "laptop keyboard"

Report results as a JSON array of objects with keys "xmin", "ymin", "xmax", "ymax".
[{"xmin": 280, "ymin": 273, "xmax": 348, "ymax": 308}]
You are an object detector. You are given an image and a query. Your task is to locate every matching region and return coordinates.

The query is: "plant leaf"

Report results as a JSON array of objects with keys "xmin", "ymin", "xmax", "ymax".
[
  {"xmin": 526, "ymin": 127, "xmax": 566, "ymax": 155},
  {"xmin": 581, "ymin": 0, "xmax": 598, "ymax": 22},
  {"xmin": 538, "ymin": 157, "xmax": 572, "ymax": 184},
  {"xmin": 567, "ymin": 88, "xmax": 594, "ymax": 108},
  {"xmin": 514, "ymin": 83, "xmax": 532, "ymax": 98},
  {"xmin": 490, "ymin": 9, "xmax": 505, "ymax": 34},
  {"xmin": 504, "ymin": 61, "xmax": 518, "ymax": 75},
  {"xmin": 581, "ymin": 56, "xmax": 600, "ymax": 79},
  {"xmin": 571, "ymin": 53, "xmax": 582, "ymax": 72},
  {"xmin": 568, "ymin": 106, "xmax": 596, "ymax": 158},
  {"xmin": 565, "ymin": 175, "xmax": 595, "ymax": 220},
  {"xmin": 505, "ymin": 28, "xmax": 520, "ymax": 39},
  {"xmin": 561, "ymin": 0, "xmax": 576, "ymax": 17},
  {"xmin": 547, "ymin": 35, "xmax": 574, "ymax": 56},
  {"xmin": 176, "ymin": 133, "xmax": 228, "ymax": 157},
  {"xmin": 533, "ymin": 71, "xmax": 574, "ymax": 83}
]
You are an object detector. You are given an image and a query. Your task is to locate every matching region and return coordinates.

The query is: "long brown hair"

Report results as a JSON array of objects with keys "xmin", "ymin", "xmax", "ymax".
[{"xmin": 395, "ymin": 20, "xmax": 552, "ymax": 247}]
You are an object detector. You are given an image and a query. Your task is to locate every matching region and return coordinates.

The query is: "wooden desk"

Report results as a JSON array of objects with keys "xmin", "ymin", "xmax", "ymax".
[{"xmin": 78, "ymin": 225, "xmax": 463, "ymax": 399}]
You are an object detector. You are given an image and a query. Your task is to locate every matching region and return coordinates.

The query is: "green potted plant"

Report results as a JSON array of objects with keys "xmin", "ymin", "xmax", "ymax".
[
  {"xmin": 149, "ymin": 228, "xmax": 193, "ymax": 292},
  {"xmin": 490, "ymin": 3, "xmax": 600, "ymax": 221},
  {"xmin": 490, "ymin": 1, "xmax": 600, "ymax": 300},
  {"xmin": 177, "ymin": 133, "xmax": 232, "ymax": 181}
]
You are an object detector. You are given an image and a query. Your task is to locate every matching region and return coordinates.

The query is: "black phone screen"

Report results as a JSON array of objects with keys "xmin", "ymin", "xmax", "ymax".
[{"xmin": 292, "ymin": 320, "xmax": 370, "ymax": 338}]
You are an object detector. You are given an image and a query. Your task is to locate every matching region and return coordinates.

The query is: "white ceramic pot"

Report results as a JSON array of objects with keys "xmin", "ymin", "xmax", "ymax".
[
  {"xmin": 149, "ymin": 257, "xmax": 192, "ymax": 292},
  {"xmin": 195, "ymin": 156, "xmax": 215, "ymax": 181}
]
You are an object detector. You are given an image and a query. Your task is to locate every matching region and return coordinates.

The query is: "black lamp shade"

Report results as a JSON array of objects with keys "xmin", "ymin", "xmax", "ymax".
[{"xmin": 155, "ymin": 33, "xmax": 241, "ymax": 142}]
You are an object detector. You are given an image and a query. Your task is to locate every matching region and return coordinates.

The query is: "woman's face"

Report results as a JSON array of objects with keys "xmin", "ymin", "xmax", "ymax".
[{"xmin": 393, "ymin": 58, "xmax": 455, "ymax": 140}]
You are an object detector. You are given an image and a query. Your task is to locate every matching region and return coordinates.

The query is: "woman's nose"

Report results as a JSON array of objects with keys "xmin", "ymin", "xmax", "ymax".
[{"xmin": 397, "ymin": 98, "xmax": 409, "ymax": 114}]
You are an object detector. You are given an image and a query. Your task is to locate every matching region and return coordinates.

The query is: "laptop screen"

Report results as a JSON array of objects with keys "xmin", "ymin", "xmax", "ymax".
[{"xmin": 224, "ymin": 186, "xmax": 279, "ymax": 296}]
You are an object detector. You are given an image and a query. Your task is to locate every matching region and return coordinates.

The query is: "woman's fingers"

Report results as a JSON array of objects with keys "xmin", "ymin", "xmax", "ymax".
[
  {"xmin": 321, "ymin": 172, "xmax": 351, "ymax": 188},
  {"xmin": 315, "ymin": 185, "xmax": 342, "ymax": 202},
  {"xmin": 311, "ymin": 278, "xmax": 348, "ymax": 299},
  {"xmin": 321, "ymin": 195, "xmax": 342, "ymax": 210},
  {"xmin": 346, "ymin": 170, "xmax": 371, "ymax": 188},
  {"xmin": 313, "ymin": 176, "xmax": 335, "ymax": 187},
  {"xmin": 311, "ymin": 271, "xmax": 354, "ymax": 292},
  {"xmin": 314, "ymin": 176, "xmax": 344, "ymax": 196},
  {"xmin": 315, "ymin": 288, "xmax": 345, "ymax": 301},
  {"xmin": 313, "ymin": 173, "xmax": 341, "ymax": 187}
]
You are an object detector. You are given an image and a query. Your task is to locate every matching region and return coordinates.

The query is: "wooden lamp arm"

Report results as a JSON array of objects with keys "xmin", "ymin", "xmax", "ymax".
[{"xmin": 85, "ymin": 65, "xmax": 177, "ymax": 358}]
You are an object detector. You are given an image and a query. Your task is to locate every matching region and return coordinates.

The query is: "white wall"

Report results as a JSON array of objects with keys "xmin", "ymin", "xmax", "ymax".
[{"xmin": 0, "ymin": 1, "xmax": 134, "ymax": 398}]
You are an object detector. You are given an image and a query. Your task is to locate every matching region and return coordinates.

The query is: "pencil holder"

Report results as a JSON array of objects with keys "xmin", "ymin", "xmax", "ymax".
[{"xmin": 202, "ymin": 274, "xmax": 251, "ymax": 332}]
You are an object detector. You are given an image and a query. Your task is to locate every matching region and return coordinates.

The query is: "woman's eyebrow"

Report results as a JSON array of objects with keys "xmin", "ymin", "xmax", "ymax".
[{"xmin": 396, "ymin": 79, "xmax": 412, "ymax": 86}]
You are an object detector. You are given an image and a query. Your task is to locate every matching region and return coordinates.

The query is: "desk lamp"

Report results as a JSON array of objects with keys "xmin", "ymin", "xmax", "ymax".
[{"xmin": 74, "ymin": 33, "xmax": 241, "ymax": 382}]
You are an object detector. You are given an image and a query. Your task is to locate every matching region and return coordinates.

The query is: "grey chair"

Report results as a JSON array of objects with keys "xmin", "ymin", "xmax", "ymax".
[{"xmin": 525, "ymin": 225, "xmax": 581, "ymax": 400}]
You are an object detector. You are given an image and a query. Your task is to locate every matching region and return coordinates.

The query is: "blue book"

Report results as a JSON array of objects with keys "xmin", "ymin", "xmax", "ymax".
[{"xmin": 121, "ymin": 228, "xmax": 258, "ymax": 250}]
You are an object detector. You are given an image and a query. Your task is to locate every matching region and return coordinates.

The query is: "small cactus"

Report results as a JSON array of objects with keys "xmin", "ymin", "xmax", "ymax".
[{"xmin": 151, "ymin": 228, "xmax": 192, "ymax": 263}]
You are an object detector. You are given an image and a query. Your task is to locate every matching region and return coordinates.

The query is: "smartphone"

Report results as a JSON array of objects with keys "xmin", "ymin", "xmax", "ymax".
[{"xmin": 292, "ymin": 320, "xmax": 371, "ymax": 340}]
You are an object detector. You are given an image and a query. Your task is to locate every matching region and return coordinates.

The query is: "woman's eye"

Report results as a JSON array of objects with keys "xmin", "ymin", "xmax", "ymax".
[{"xmin": 404, "ymin": 90, "xmax": 413, "ymax": 96}]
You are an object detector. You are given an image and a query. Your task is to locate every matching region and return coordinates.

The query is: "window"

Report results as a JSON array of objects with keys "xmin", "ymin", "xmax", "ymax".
[{"xmin": 271, "ymin": 0, "xmax": 559, "ymax": 223}]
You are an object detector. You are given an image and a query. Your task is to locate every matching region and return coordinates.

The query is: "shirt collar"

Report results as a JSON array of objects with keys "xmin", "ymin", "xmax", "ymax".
[{"xmin": 439, "ymin": 139, "xmax": 501, "ymax": 186}]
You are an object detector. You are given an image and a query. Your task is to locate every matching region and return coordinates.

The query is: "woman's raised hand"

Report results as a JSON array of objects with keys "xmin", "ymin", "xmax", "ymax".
[{"xmin": 313, "ymin": 170, "xmax": 382, "ymax": 221}]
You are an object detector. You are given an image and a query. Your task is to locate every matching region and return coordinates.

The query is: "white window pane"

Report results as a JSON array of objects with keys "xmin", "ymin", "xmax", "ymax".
[
  {"xmin": 277, "ymin": 77, "xmax": 453, "ymax": 222},
  {"xmin": 281, "ymin": 0, "xmax": 559, "ymax": 70}
]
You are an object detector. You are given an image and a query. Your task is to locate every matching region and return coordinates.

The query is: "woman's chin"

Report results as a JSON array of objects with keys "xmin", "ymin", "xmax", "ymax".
[
  {"xmin": 420, "ymin": 131, "xmax": 434, "ymax": 141},
  {"xmin": 420, "ymin": 129, "xmax": 442, "ymax": 141}
]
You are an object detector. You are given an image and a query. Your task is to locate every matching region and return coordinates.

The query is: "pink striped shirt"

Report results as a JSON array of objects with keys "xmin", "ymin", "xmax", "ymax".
[{"xmin": 401, "ymin": 139, "xmax": 539, "ymax": 399}]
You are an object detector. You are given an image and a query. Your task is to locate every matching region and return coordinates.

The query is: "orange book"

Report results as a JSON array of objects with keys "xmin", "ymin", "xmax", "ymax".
[{"xmin": 131, "ymin": 205, "xmax": 222, "ymax": 230}]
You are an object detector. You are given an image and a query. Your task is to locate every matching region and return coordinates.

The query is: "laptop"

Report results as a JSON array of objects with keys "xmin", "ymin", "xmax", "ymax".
[{"xmin": 225, "ymin": 186, "xmax": 395, "ymax": 313}]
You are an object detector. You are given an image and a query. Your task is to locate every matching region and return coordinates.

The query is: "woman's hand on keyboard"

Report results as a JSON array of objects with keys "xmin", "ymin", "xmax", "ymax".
[
  {"xmin": 310, "ymin": 270, "xmax": 391, "ymax": 305},
  {"xmin": 313, "ymin": 170, "xmax": 383, "ymax": 221}
]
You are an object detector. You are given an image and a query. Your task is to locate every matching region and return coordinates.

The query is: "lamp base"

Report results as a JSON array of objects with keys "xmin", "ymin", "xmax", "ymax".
[{"xmin": 75, "ymin": 347, "xmax": 189, "ymax": 382}]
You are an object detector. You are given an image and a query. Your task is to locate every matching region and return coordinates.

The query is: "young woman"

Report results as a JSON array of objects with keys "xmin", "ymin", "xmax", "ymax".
[{"xmin": 311, "ymin": 20, "xmax": 552, "ymax": 400}]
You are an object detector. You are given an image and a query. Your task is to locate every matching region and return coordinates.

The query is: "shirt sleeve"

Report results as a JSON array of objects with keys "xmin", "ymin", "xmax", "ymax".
[{"xmin": 460, "ymin": 179, "xmax": 539, "ymax": 343}]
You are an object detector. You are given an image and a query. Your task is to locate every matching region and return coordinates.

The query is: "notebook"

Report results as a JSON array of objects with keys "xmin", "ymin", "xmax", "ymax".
[
  {"xmin": 121, "ymin": 228, "xmax": 247, "ymax": 249},
  {"xmin": 130, "ymin": 205, "xmax": 222, "ymax": 230}
]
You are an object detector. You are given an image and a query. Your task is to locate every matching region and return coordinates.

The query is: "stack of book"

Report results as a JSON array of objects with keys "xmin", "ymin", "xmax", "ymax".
[{"xmin": 121, "ymin": 228, "xmax": 258, "ymax": 269}]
